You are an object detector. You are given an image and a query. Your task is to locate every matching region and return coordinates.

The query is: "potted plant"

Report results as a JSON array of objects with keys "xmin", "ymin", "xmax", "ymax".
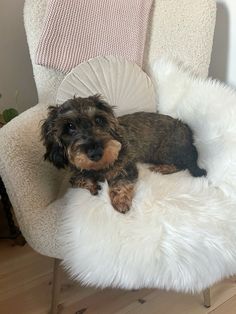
[{"xmin": 0, "ymin": 93, "xmax": 19, "ymax": 127}]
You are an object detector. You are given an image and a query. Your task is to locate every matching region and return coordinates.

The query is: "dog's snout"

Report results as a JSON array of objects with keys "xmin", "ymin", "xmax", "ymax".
[{"xmin": 87, "ymin": 142, "xmax": 104, "ymax": 161}]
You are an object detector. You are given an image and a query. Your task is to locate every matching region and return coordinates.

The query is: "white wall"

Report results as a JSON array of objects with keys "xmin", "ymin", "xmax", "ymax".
[
  {"xmin": 0, "ymin": 0, "xmax": 38, "ymax": 113},
  {"xmin": 209, "ymin": 0, "xmax": 236, "ymax": 88}
]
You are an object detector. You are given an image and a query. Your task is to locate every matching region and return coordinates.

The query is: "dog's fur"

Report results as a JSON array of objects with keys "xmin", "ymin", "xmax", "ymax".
[{"xmin": 41, "ymin": 95, "xmax": 206, "ymax": 213}]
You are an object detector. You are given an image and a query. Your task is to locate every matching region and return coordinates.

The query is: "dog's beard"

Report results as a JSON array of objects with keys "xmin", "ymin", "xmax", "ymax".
[{"xmin": 67, "ymin": 139, "xmax": 121, "ymax": 171}]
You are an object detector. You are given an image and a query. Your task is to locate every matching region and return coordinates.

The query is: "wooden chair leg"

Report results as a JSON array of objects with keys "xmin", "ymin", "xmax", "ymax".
[
  {"xmin": 50, "ymin": 258, "xmax": 62, "ymax": 314},
  {"xmin": 203, "ymin": 288, "xmax": 211, "ymax": 308}
]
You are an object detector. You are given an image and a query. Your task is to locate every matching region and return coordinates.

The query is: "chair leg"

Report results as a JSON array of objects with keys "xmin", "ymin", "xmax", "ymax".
[
  {"xmin": 50, "ymin": 258, "xmax": 62, "ymax": 314},
  {"xmin": 203, "ymin": 288, "xmax": 211, "ymax": 308}
]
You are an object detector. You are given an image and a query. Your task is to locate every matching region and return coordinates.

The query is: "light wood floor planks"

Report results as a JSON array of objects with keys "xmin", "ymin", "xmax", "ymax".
[{"xmin": 0, "ymin": 240, "xmax": 236, "ymax": 314}]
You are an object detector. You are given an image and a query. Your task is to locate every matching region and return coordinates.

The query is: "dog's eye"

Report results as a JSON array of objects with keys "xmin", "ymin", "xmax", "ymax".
[
  {"xmin": 95, "ymin": 116, "xmax": 106, "ymax": 126},
  {"xmin": 65, "ymin": 122, "xmax": 76, "ymax": 133}
]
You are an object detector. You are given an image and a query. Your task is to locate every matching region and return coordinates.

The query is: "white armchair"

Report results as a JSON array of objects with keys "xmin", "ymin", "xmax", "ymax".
[{"xmin": 0, "ymin": 0, "xmax": 216, "ymax": 313}]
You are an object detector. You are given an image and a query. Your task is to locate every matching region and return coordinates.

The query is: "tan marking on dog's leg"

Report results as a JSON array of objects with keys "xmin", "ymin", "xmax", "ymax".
[
  {"xmin": 109, "ymin": 183, "xmax": 135, "ymax": 213},
  {"xmin": 70, "ymin": 176, "xmax": 100, "ymax": 195},
  {"xmin": 149, "ymin": 164, "xmax": 180, "ymax": 175}
]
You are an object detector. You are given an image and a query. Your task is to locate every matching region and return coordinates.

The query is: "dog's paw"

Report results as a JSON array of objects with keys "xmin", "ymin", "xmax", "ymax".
[
  {"xmin": 109, "ymin": 183, "xmax": 134, "ymax": 214},
  {"xmin": 70, "ymin": 176, "xmax": 101, "ymax": 195},
  {"xmin": 111, "ymin": 196, "xmax": 131, "ymax": 213},
  {"xmin": 89, "ymin": 182, "xmax": 102, "ymax": 195},
  {"xmin": 70, "ymin": 177, "xmax": 80, "ymax": 188}
]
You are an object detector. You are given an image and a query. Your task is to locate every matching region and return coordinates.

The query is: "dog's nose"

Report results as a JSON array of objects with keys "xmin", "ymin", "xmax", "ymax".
[{"xmin": 87, "ymin": 144, "xmax": 103, "ymax": 161}]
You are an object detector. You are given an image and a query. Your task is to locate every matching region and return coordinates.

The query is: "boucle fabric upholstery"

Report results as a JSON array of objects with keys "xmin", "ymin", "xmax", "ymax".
[
  {"xmin": 0, "ymin": 103, "xmax": 63, "ymax": 257},
  {"xmin": 24, "ymin": 0, "xmax": 216, "ymax": 104},
  {"xmin": 35, "ymin": 0, "xmax": 153, "ymax": 72},
  {"xmin": 0, "ymin": 0, "xmax": 216, "ymax": 258}
]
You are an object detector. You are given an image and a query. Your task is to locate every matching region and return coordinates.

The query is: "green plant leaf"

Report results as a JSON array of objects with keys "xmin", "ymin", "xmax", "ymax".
[
  {"xmin": 3, "ymin": 108, "xmax": 19, "ymax": 123},
  {"xmin": 0, "ymin": 113, "xmax": 5, "ymax": 125}
]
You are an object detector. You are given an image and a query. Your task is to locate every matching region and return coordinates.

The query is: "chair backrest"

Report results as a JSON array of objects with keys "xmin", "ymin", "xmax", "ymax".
[{"xmin": 24, "ymin": 0, "xmax": 216, "ymax": 104}]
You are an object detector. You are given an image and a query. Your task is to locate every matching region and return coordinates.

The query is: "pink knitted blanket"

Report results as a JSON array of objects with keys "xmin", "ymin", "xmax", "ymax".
[{"xmin": 35, "ymin": 0, "xmax": 153, "ymax": 73}]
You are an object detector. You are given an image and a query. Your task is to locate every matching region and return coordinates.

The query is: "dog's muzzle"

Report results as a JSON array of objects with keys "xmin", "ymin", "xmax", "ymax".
[
  {"xmin": 85, "ymin": 141, "xmax": 104, "ymax": 162},
  {"xmin": 67, "ymin": 139, "xmax": 121, "ymax": 170}
]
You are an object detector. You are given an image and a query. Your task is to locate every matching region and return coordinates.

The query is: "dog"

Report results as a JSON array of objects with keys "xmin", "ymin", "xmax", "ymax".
[{"xmin": 41, "ymin": 95, "xmax": 206, "ymax": 213}]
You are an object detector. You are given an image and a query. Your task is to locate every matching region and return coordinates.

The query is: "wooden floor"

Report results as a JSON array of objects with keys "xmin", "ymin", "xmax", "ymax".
[{"xmin": 0, "ymin": 240, "xmax": 236, "ymax": 314}]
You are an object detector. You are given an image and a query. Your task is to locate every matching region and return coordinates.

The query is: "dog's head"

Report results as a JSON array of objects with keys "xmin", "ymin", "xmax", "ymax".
[{"xmin": 41, "ymin": 95, "xmax": 122, "ymax": 171}]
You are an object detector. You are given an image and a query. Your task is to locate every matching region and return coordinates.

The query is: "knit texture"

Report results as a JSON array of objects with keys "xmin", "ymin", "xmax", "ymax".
[
  {"xmin": 35, "ymin": 0, "xmax": 153, "ymax": 73},
  {"xmin": 24, "ymin": 0, "xmax": 216, "ymax": 104}
]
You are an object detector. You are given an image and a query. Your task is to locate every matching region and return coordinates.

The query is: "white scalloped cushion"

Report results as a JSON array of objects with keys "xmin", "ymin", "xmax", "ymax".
[{"xmin": 56, "ymin": 56, "xmax": 156, "ymax": 115}]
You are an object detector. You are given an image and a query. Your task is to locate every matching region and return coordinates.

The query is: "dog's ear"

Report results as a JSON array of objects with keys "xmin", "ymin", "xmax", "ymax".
[
  {"xmin": 44, "ymin": 142, "xmax": 68, "ymax": 169},
  {"xmin": 89, "ymin": 94, "xmax": 115, "ymax": 115},
  {"xmin": 41, "ymin": 106, "xmax": 68, "ymax": 169}
]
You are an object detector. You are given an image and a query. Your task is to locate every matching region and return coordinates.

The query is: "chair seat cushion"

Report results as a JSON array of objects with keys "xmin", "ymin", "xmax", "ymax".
[{"xmin": 57, "ymin": 58, "xmax": 236, "ymax": 293}]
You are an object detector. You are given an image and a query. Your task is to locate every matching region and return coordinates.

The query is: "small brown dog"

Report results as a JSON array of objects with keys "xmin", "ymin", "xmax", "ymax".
[{"xmin": 41, "ymin": 95, "xmax": 206, "ymax": 213}]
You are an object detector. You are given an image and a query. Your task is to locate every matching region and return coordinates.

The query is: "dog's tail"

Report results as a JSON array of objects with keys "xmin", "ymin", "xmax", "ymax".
[
  {"xmin": 184, "ymin": 145, "xmax": 207, "ymax": 177},
  {"xmin": 188, "ymin": 165, "xmax": 207, "ymax": 177}
]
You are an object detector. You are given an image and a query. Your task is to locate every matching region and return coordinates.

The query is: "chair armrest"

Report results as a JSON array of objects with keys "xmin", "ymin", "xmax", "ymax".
[{"xmin": 0, "ymin": 103, "xmax": 65, "ymax": 257}]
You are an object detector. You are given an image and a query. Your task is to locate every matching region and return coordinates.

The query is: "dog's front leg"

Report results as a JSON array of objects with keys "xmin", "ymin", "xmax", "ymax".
[
  {"xmin": 107, "ymin": 162, "xmax": 138, "ymax": 213},
  {"xmin": 70, "ymin": 171, "xmax": 102, "ymax": 195}
]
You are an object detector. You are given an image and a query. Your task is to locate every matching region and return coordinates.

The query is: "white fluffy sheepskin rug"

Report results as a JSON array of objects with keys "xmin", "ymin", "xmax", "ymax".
[{"xmin": 58, "ymin": 59, "xmax": 236, "ymax": 293}]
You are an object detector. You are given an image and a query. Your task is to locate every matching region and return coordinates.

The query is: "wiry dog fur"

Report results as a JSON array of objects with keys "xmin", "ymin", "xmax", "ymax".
[{"xmin": 41, "ymin": 95, "xmax": 206, "ymax": 213}]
